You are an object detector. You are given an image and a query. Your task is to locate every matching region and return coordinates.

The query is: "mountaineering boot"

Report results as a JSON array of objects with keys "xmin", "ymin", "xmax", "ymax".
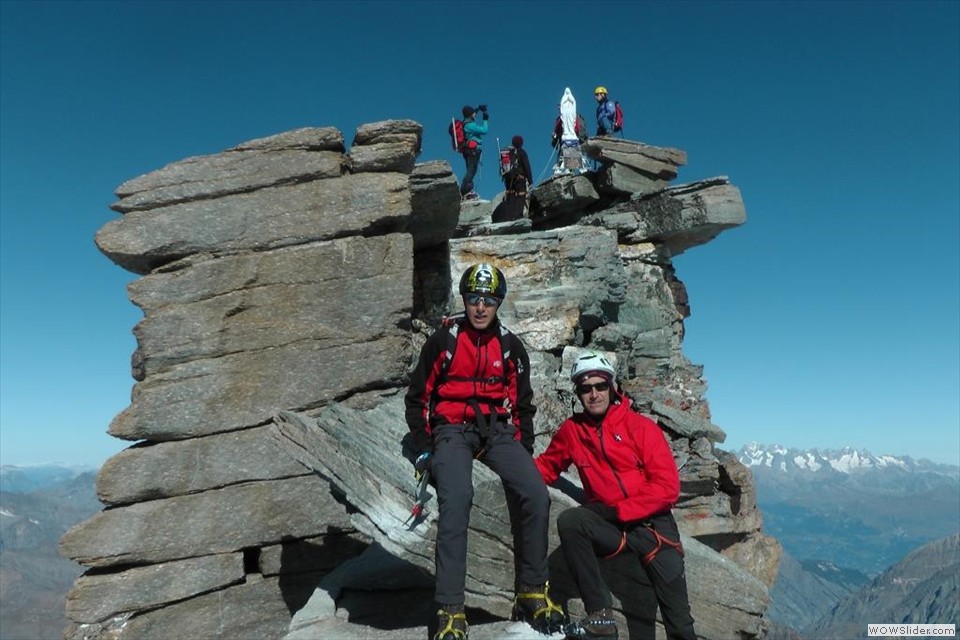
[
  {"xmin": 512, "ymin": 582, "xmax": 566, "ymax": 634},
  {"xmin": 461, "ymin": 191, "xmax": 480, "ymax": 202},
  {"xmin": 433, "ymin": 605, "xmax": 468, "ymax": 640},
  {"xmin": 563, "ymin": 608, "xmax": 618, "ymax": 640}
]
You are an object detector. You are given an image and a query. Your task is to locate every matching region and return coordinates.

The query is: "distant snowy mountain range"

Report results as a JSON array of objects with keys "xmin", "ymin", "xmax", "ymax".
[
  {"xmin": 738, "ymin": 442, "xmax": 959, "ymax": 476},
  {"xmin": 737, "ymin": 442, "xmax": 959, "ymax": 576},
  {"xmin": 738, "ymin": 443, "xmax": 960, "ymax": 637}
]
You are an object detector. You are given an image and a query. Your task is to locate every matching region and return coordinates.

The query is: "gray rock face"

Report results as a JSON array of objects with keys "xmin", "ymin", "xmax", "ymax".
[
  {"xmin": 67, "ymin": 577, "xmax": 297, "ymax": 640},
  {"xmin": 66, "ymin": 553, "xmax": 245, "ymax": 623},
  {"xmin": 128, "ymin": 235, "xmax": 411, "ymax": 376},
  {"xmin": 581, "ymin": 138, "xmax": 687, "ymax": 180},
  {"xmin": 112, "ymin": 127, "xmax": 346, "ymax": 214},
  {"xmin": 531, "ymin": 174, "xmax": 601, "ymax": 217},
  {"xmin": 96, "ymin": 172, "xmax": 412, "ymax": 274},
  {"xmin": 348, "ymin": 119, "xmax": 422, "ymax": 173},
  {"xmin": 351, "ymin": 119, "xmax": 423, "ymax": 146},
  {"xmin": 65, "ymin": 122, "xmax": 775, "ymax": 640},
  {"xmin": 230, "ymin": 126, "xmax": 345, "ymax": 152},
  {"xmin": 593, "ymin": 161, "xmax": 672, "ymax": 197},
  {"xmin": 111, "ymin": 331, "xmax": 409, "ymax": 441},
  {"xmin": 60, "ymin": 474, "xmax": 351, "ymax": 568},
  {"xmin": 112, "ymin": 150, "xmax": 345, "ymax": 214},
  {"xmin": 111, "ymin": 234, "xmax": 413, "ymax": 441},
  {"xmin": 96, "ymin": 426, "xmax": 307, "ymax": 505},
  {"xmin": 595, "ymin": 178, "xmax": 747, "ymax": 256},
  {"xmin": 409, "ymin": 161, "xmax": 461, "ymax": 248}
]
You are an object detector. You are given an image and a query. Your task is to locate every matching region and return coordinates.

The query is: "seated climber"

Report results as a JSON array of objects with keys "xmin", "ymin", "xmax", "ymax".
[
  {"xmin": 535, "ymin": 352, "xmax": 696, "ymax": 640},
  {"xmin": 404, "ymin": 263, "xmax": 566, "ymax": 640}
]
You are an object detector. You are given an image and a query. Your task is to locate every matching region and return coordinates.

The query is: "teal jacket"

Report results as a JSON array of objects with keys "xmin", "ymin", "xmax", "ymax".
[{"xmin": 464, "ymin": 117, "xmax": 489, "ymax": 150}]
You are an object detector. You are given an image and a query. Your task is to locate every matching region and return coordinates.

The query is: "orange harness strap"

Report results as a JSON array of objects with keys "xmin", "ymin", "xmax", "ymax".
[
  {"xmin": 601, "ymin": 521, "xmax": 684, "ymax": 563},
  {"xmin": 602, "ymin": 531, "xmax": 628, "ymax": 560},
  {"xmin": 640, "ymin": 525, "xmax": 684, "ymax": 567}
]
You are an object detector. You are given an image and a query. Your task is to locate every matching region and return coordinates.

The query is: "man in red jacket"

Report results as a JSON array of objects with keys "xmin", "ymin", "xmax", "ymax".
[
  {"xmin": 535, "ymin": 352, "xmax": 696, "ymax": 640},
  {"xmin": 405, "ymin": 263, "xmax": 565, "ymax": 640}
]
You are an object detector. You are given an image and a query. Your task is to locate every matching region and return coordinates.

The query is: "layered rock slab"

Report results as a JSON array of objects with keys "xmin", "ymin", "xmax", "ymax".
[
  {"xmin": 60, "ymin": 475, "xmax": 352, "ymax": 569},
  {"xmin": 593, "ymin": 177, "xmax": 747, "ymax": 256},
  {"xmin": 97, "ymin": 172, "xmax": 412, "ymax": 274},
  {"xmin": 112, "ymin": 127, "xmax": 347, "ymax": 214},
  {"xmin": 111, "ymin": 234, "xmax": 413, "ymax": 441}
]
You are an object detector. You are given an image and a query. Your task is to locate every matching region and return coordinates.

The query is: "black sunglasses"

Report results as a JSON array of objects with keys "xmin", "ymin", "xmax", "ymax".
[
  {"xmin": 577, "ymin": 381, "xmax": 610, "ymax": 394},
  {"xmin": 465, "ymin": 294, "xmax": 501, "ymax": 307}
]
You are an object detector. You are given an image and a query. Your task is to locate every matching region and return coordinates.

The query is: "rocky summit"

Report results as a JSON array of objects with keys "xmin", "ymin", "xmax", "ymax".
[{"xmin": 62, "ymin": 120, "xmax": 780, "ymax": 639}]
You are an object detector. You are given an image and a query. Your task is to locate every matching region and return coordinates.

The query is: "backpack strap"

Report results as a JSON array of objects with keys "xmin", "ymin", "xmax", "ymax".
[
  {"xmin": 438, "ymin": 314, "xmax": 461, "ymax": 380},
  {"xmin": 438, "ymin": 314, "xmax": 511, "ymax": 386},
  {"xmin": 498, "ymin": 323, "xmax": 511, "ymax": 363}
]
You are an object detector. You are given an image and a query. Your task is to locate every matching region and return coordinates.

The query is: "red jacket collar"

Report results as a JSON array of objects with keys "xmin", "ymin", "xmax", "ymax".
[{"xmin": 577, "ymin": 389, "xmax": 629, "ymax": 427}]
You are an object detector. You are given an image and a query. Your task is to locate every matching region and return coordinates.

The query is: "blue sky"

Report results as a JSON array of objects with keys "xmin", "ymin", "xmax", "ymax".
[{"xmin": 1, "ymin": 1, "xmax": 957, "ymax": 467}]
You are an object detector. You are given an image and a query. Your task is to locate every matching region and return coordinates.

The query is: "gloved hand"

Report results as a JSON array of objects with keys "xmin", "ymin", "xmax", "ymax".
[
  {"xmin": 414, "ymin": 451, "xmax": 432, "ymax": 481},
  {"xmin": 410, "ymin": 428, "xmax": 431, "ymax": 455},
  {"xmin": 477, "ymin": 104, "xmax": 488, "ymax": 112},
  {"xmin": 584, "ymin": 502, "xmax": 619, "ymax": 524}
]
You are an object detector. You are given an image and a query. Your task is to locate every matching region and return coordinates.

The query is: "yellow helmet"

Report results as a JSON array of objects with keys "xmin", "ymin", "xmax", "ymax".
[{"xmin": 594, "ymin": 86, "xmax": 608, "ymax": 95}]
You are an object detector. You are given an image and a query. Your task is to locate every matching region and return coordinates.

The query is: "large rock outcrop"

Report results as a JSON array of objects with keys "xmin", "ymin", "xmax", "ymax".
[{"xmin": 62, "ymin": 121, "xmax": 780, "ymax": 639}]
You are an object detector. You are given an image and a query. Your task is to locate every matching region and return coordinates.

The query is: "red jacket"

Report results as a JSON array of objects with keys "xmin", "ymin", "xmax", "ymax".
[
  {"xmin": 404, "ymin": 317, "xmax": 536, "ymax": 450},
  {"xmin": 535, "ymin": 393, "xmax": 680, "ymax": 523}
]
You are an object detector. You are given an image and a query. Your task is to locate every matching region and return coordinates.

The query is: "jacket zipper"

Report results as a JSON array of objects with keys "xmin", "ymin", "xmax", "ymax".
[
  {"xmin": 598, "ymin": 424, "xmax": 629, "ymax": 499},
  {"xmin": 470, "ymin": 333, "xmax": 483, "ymax": 422},
  {"xmin": 451, "ymin": 331, "xmax": 503, "ymax": 424}
]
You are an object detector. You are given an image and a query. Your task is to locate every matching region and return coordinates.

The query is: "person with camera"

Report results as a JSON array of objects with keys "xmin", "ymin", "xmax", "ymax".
[{"xmin": 459, "ymin": 104, "xmax": 488, "ymax": 201}]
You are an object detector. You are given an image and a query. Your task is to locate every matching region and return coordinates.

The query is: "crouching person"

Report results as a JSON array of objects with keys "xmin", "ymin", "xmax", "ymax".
[{"xmin": 534, "ymin": 352, "xmax": 696, "ymax": 640}]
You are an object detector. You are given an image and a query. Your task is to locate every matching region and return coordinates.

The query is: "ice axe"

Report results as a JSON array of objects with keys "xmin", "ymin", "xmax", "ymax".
[{"xmin": 404, "ymin": 467, "xmax": 431, "ymax": 527}]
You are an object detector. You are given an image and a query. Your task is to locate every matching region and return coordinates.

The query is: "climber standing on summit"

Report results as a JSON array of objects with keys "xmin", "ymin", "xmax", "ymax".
[
  {"xmin": 535, "ymin": 352, "xmax": 696, "ymax": 640},
  {"xmin": 404, "ymin": 263, "xmax": 566, "ymax": 640},
  {"xmin": 492, "ymin": 135, "xmax": 533, "ymax": 223},
  {"xmin": 460, "ymin": 104, "xmax": 489, "ymax": 201},
  {"xmin": 594, "ymin": 86, "xmax": 618, "ymax": 137}
]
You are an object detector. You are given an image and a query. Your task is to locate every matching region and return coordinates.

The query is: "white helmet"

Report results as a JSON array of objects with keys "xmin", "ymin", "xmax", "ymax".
[{"xmin": 570, "ymin": 352, "xmax": 616, "ymax": 384}]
